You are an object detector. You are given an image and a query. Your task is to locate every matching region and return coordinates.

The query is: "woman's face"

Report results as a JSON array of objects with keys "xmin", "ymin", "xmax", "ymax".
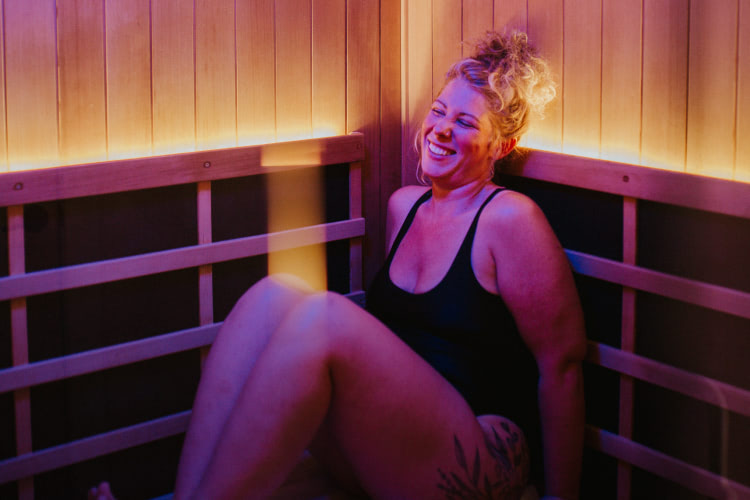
[{"xmin": 420, "ymin": 78, "xmax": 497, "ymax": 186}]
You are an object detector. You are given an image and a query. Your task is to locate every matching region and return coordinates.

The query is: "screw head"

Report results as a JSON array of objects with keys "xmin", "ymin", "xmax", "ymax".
[
  {"xmin": 14, "ymin": 182, "xmax": 23, "ymax": 190},
  {"xmin": 203, "ymin": 161, "xmax": 211, "ymax": 168}
]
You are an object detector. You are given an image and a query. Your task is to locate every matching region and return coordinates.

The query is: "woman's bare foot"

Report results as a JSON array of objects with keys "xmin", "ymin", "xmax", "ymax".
[{"xmin": 88, "ymin": 481, "xmax": 116, "ymax": 500}]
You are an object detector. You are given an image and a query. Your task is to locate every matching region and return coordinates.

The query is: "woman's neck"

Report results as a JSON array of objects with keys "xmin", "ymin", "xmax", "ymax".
[{"xmin": 427, "ymin": 178, "xmax": 495, "ymax": 216}]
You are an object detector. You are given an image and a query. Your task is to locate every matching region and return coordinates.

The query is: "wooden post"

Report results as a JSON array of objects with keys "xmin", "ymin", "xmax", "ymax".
[
  {"xmin": 197, "ymin": 181, "xmax": 213, "ymax": 367},
  {"xmin": 617, "ymin": 196, "xmax": 638, "ymax": 500},
  {"xmin": 9, "ymin": 205, "xmax": 33, "ymax": 500}
]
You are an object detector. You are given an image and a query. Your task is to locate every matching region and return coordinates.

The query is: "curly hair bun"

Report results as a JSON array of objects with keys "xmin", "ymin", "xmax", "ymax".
[{"xmin": 446, "ymin": 30, "xmax": 556, "ymax": 140}]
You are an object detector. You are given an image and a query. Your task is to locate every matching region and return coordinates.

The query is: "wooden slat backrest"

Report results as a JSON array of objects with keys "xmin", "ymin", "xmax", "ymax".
[
  {"xmin": 0, "ymin": 134, "xmax": 364, "ymax": 494},
  {"xmin": 501, "ymin": 150, "xmax": 750, "ymax": 499}
]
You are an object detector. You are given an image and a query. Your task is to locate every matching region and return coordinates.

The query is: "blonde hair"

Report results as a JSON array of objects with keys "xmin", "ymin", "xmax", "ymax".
[
  {"xmin": 450, "ymin": 30, "xmax": 556, "ymax": 141},
  {"xmin": 415, "ymin": 30, "xmax": 556, "ymax": 183}
]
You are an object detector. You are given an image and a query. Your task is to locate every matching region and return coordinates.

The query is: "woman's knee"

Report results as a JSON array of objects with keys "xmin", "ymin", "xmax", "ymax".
[{"xmin": 273, "ymin": 290, "xmax": 364, "ymax": 351}]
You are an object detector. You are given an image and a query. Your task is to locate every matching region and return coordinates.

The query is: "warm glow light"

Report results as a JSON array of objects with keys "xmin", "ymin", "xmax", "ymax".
[{"xmin": 266, "ymin": 165, "xmax": 328, "ymax": 291}]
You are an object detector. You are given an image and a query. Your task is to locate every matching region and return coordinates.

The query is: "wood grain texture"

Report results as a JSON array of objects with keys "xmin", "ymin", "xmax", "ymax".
[
  {"xmin": 601, "ymin": 0, "xmax": 642, "ymax": 165},
  {"xmin": 195, "ymin": 0, "xmax": 236, "ymax": 150},
  {"xmin": 348, "ymin": 0, "xmax": 383, "ymax": 284},
  {"xmin": 0, "ymin": 219, "xmax": 365, "ymax": 302},
  {"xmin": 562, "ymin": 0, "xmax": 602, "ymax": 157},
  {"xmin": 403, "ymin": 0, "xmax": 432, "ymax": 184},
  {"xmin": 237, "ymin": 0, "xmax": 276, "ymax": 145},
  {"xmin": 0, "ymin": 0, "xmax": 7, "ymax": 171},
  {"xmin": 462, "ymin": 0, "xmax": 494, "ymax": 56},
  {"xmin": 494, "ymin": 0, "xmax": 528, "ymax": 33},
  {"xmin": 432, "ymin": 0, "xmax": 462, "ymax": 97},
  {"xmin": 106, "ymin": 0, "xmax": 152, "ymax": 160},
  {"xmin": 586, "ymin": 426, "xmax": 750, "ymax": 499},
  {"xmin": 526, "ymin": 0, "xmax": 563, "ymax": 151},
  {"xmin": 641, "ymin": 0, "xmax": 689, "ymax": 171},
  {"xmin": 152, "ymin": 0, "xmax": 196, "ymax": 154},
  {"xmin": 738, "ymin": 0, "xmax": 750, "ymax": 182},
  {"xmin": 501, "ymin": 150, "xmax": 750, "ymax": 219},
  {"xmin": 8, "ymin": 205, "xmax": 32, "ymax": 499},
  {"xmin": 4, "ymin": 0, "xmax": 59, "ymax": 171},
  {"xmin": 275, "ymin": 0, "xmax": 313, "ymax": 140},
  {"xmin": 566, "ymin": 250, "xmax": 750, "ymax": 320},
  {"xmin": 57, "ymin": 0, "xmax": 107, "ymax": 165},
  {"xmin": 380, "ymin": 0, "xmax": 403, "ymax": 255},
  {"xmin": 312, "ymin": 0, "xmax": 346, "ymax": 137},
  {"xmin": 686, "ymin": 0, "xmax": 738, "ymax": 178},
  {"xmin": 0, "ymin": 411, "xmax": 192, "ymax": 484},
  {"xmin": 618, "ymin": 197, "xmax": 638, "ymax": 500},
  {"xmin": 0, "ymin": 134, "xmax": 364, "ymax": 207}
]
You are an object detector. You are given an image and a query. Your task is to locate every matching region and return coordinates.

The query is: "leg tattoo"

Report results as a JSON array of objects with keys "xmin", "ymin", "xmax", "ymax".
[{"xmin": 436, "ymin": 421, "xmax": 528, "ymax": 500}]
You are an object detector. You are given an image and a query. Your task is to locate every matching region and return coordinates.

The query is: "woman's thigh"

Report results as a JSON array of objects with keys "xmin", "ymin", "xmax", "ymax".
[{"xmin": 286, "ymin": 292, "xmax": 529, "ymax": 500}]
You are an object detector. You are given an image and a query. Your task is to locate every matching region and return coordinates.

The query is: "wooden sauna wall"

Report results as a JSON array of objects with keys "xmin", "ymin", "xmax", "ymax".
[
  {"xmin": 0, "ymin": 0, "xmax": 401, "ymax": 283},
  {"xmin": 403, "ymin": 0, "xmax": 750, "ymax": 183}
]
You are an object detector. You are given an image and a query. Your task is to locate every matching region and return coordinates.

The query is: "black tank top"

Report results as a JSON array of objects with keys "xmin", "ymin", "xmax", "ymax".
[{"xmin": 366, "ymin": 188, "xmax": 542, "ymax": 482}]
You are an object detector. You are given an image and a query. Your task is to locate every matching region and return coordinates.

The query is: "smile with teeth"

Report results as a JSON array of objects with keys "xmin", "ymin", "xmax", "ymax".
[{"xmin": 427, "ymin": 141, "xmax": 455, "ymax": 157}]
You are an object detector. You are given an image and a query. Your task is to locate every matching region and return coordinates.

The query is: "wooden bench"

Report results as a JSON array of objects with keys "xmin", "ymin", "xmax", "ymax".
[{"xmin": 2, "ymin": 136, "xmax": 749, "ymax": 499}]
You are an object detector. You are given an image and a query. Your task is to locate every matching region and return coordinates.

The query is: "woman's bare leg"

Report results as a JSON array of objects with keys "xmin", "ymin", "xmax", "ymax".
[
  {"xmin": 173, "ymin": 274, "xmax": 314, "ymax": 499},
  {"xmin": 191, "ymin": 291, "xmax": 528, "ymax": 500}
]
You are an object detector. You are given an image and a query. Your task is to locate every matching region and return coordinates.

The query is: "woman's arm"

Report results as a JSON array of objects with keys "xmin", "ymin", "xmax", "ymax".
[{"xmin": 488, "ymin": 192, "xmax": 587, "ymax": 499}]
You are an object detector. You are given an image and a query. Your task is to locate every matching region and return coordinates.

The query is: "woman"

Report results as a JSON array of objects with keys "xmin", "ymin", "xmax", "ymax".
[{"xmin": 94, "ymin": 30, "xmax": 585, "ymax": 500}]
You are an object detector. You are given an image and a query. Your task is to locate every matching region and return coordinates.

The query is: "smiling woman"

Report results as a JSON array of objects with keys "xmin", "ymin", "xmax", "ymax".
[{"xmin": 128, "ymin": 30, "xmax": 585, "ymax": 500}]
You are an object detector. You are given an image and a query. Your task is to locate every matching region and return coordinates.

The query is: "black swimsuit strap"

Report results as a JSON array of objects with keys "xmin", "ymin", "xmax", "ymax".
[
  {"xmin": 461, "ymin": 188, "xmax": 505, "ymax": 253},
  {"xmin": 384, "ymin": 189, "xmax": 433, "ymax": 266}
]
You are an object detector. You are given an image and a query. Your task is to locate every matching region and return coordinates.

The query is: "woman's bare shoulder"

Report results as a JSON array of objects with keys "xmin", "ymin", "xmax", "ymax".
[
  {"xmin": 385, "ymin": 185, "xmax": 430, "ymax": 246},
  {"xmin": 387, "ymin": 185, "xmax": 430, "ymax": 214},
  {"xmin": 484, "ymin": 189, "xmax": 548, "ymax": 231}
]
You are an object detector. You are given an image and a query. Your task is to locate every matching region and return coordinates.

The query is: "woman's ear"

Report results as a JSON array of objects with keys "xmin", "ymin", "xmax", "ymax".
[{"xmin": 499, "ymin": 137, "xmax": 518, "ymax": 158}]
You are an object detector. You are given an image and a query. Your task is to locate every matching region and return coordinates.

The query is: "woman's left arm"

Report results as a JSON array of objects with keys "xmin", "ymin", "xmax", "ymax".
[{"xmin": 489, "ymin": 192, "xmax": 587, "ymax": 500}]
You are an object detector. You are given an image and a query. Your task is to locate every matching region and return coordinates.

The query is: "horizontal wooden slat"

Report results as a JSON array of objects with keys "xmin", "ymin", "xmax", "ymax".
[
  {"xmin": 566, "ymin": 250, "xmax": 750, "ymax": 320},
  {"xmin": 0, "ymin": 411, "xmax": 191, "ymax": 484},
  {"xmin": 0, "ymin": 324, "xmax": 219, "ymax": 394},
  {"xmin": 0, "ymin": 218, "xmax": 365, "ymax": 301},
  {"xmin": 586, "ymin": 341, "xmax": 750, "ymax": 418},
  {"xmin": 0, "ymin": 133, "xmax": 364, "ymax": 207},
  {"xmin": 585, "ymin": 426, "xmax": 750, "ymax": 500},
  {"xmin": 502, "ymin": 149, "xmax": 750, "ymax": 219},
  {"xmin": 0, "ymin": 291, "xmax": 366, "ymax": 394}
]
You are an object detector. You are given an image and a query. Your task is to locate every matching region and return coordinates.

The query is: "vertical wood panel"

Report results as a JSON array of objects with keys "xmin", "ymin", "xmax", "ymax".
[
  {"xmin": 686, "ymin": 0, "xmax": 738, "ymax": 178},
  {"xmin": 494, "ymin": 0, "xmax": 528, "ymax": 33},
  {"xmin": 432, "ymin": 1, "xmax": 462, "ymax": 98},
  {"xmin": 312, "ymin": 0, "xmax": 346, "ymax": 137},
  {"xmin": 403, "ymin": 0, "xmax": 432, "ymax": 184},
  {"xmin": 5, "ymin": 0, "xmax": 58, "ymax": 171},
  {"xmin": 463, "ymin": 0, "xmax": 494, "ymax": 56},
  {"xmin": 738, "ymin": 0, "xmax": 750, "ymax": 182},
  {"xmin": 526, "ymin": 0, "xmax": 563, "ymax": 151},
  {"xmin": 380, "ymin": 0, "xmax": 403, "ymax": 259},
  {"xmin": 195, "ymin": 0, "xmax": 236, "ymax": 150},
  {"xmin": 348, "ymin": 0, "xmax": 382, "ymax": 284},
  {"xmin": 641, "ymin": 0, "xmax": 689, "ymax": 171},
  {"xmin": 236, "ymin": 0, "xmax": 276, "ymax": 145},
  {"xmin": 57, "ymin": 0, "xmax": 107, "ymax": 165},
  {"xmin": 276, "ymin": 0, "xmax": 312, "ymax": 140},
  {"xmin": 272, "ymin": 0, "xmax": 322, "ymax": 287},
  {"xmin": 562, "ymin": 0, "xmax": 601, "ymax": 157},
  {"xmin": 601, "ymin": 0, "xmax": 641, "ymax": 164},
  {"xmin": 152, "ymin": 0, "xmax": 195, "ymax": 154},
  {"xmin": 106, "ymin": 0, "xmax": 152, "ymax": 160},
  {"xmin": 0, "ymin": 0, "xmax": 7, "ymax": 172}
]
